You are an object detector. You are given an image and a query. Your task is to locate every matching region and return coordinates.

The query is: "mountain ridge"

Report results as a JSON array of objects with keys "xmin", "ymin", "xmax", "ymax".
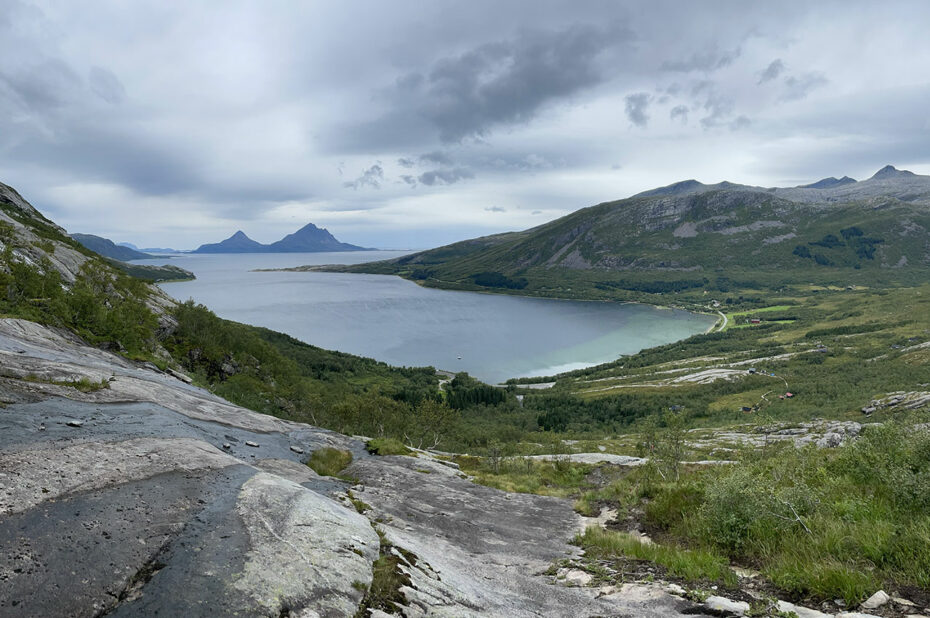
[
  {"xmin": 194, "ymin": 223, "xmax": 370, "ymax": 253},
  {"xmin": 71, "ymin": 233, "xmax": 154, "ymax": 261},
  {"xmin": 331, "ymin": 165, "xmax": 930, "ymax": 300}
]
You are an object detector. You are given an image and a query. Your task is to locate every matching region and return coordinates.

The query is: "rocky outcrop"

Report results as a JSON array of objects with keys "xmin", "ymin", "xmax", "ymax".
[{"xmin": 0, "ymin": 317, "xmax": 709, "ymax": 617}]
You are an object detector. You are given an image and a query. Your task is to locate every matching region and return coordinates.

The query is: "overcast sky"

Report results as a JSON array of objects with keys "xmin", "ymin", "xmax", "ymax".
[{"xmin": 2, "ymin": 1, "xmax": 930, "ymax": 249}]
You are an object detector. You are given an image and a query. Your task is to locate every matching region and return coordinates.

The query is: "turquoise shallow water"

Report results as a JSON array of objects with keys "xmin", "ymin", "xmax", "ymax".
[{"xmin": 140, "ymin": 251, "xmax": 716, "ymax": 383}]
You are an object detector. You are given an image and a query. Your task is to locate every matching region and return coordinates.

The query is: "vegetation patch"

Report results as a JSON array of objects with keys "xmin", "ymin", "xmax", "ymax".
[
  {"xmin": 366, "ymin": 437, "xmax": 413, "ymax": 456},
  {"xmin": 577, "ymin": 527, "xmax": 738, "ymax": 588},
  {"xmin": 24, "ymin": 375, "xmax": 111, "ymax": 393},
  {"xmin": 354, "ymin": 528, "xmax": 416, "ymax": 617},
  {"xmin": 307, "ymin": 447, "xmax": 354, "ymax": 477}
]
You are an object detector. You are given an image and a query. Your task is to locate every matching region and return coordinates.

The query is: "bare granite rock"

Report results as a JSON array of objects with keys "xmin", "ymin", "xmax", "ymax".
[{"xmin": 0, "ymin": 316, "xmax": 712, "ymax": 616}]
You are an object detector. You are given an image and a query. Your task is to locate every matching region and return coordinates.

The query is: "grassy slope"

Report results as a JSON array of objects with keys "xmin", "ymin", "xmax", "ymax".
[{"xmin": 336, "ymin": 190, "xmax": 930, "ymax": 306}]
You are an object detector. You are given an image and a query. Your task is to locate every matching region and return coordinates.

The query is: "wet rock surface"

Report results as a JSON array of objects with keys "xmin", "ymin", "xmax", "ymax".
[{"xmin": 0, "ymin": 317, "xmax": 710, "ymax": 616}]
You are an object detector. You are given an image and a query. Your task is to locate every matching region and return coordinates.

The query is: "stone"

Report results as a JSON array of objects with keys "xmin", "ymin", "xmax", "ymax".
[
  {"xmin": 289, "ymin": 445, "xmax": 305, "ymax": 454},
  {"xmin": 66, "ymin": 420, "xmax": 84, "ymax": 427},
  {"xmin": 222, "ymin": 443, "xmax": 232, "ymax": 450},
  {"xmin": 861, "ymin": 590, "xmax": 890, "ymax": 610},
  {"xmin": 777, "ymin": 600, "xmax": 833, "ymax": 618},
  {"xmin": 245, "ymin": 441, "xmax": 259, "ymax": 448},
  {"xmin": 892, "ymin": 596, "xmax": 916, "ymax": 606},
  {"xmin": 837, "ymin": 613, "xmax": 880, "ymax": 618},
  {"xmin": 561, "ymin": 569, "xmax": 593, "ymax": 586},
  {"xmin": 665, "ymin": 583, "xmax": 686, "ymax": 596},
  {"xmin": 817, "ymin": 432, "xmax": 843, "ymax": 448},
  {"xmin": 705, "ymin": 595, "xmax": 750, "ymax": 615}
]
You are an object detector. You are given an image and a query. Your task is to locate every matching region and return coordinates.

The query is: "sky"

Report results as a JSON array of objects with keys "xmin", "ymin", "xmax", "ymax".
[{"xmin": 2, "ymin": 1, "xmax": 930, "ymax": 250}]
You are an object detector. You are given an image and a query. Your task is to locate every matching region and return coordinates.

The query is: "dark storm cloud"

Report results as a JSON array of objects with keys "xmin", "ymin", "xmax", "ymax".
[
  {"xmin": 624, "ymin": 92, "xmax": 651, "ymax": 126},
  {"xmin": 343, "ymin": 21, "xmax": 633, "ymax": 148},
  {"xmin": 758, "ymin": 59, "xmax": 785, "ymax": 84}
]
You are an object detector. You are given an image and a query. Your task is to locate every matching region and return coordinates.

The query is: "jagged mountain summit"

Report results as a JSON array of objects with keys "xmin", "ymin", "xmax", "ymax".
[{"xmin": 194, "ymin": 223, "xmax": 370, "ymax": 253}]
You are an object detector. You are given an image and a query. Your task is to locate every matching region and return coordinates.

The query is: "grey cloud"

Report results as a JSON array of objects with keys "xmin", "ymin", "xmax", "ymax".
[
  {"xmin": 758, "ymin": 59, "xmax": 785, "ymax": 84},
  {"xmin": 397, "ymin": 157, "xmax": 416, "ymax": 168},
  {"xmin": 417, "ymin": 167, "xmax": 474, "ymax": 186},
  {"xmin": 385, "ymin": 22, "xmax": 631, "ymax": 143},
  {"xmin": 484, "ymin": 206, "xmax": 505, "ymax": 212},
  {"xmin": 343, "ymin": 164, "xmax": 385, "ymax": 190},
  {"xmin": 661, "ymin": 46, "xmax": 741, "ymax": 72},
  {"xmin": 729, "ymin": 115, "xmax": 751, "ymax": 130},
  {"xmin": 624, "ymin": 92, "xmax": 651, "ymax": 126},
  {"xmin": 419, "ymin": 151, "xmax": 453, "ymax": 165},
  {"xmin": 0, "ymin": 58, "xmax": 83, "ymax": 112},
  {"xmin": 88, "ymin": 67, "xmax": 126, "ymax": 104},
  {"xmin": 781, "ymin": 72, "xmax": 828, "ymax": 101},
  {"xmin": 531, "ymin": 210, "xmax": 543, "ymax": 215},
  {"xmin": 670, "ymin": 104, "xmax": 689, "ymax": 123},
  {"xmin": 692, "ymin": 81, "xmax": 735, "ymax": 129}
]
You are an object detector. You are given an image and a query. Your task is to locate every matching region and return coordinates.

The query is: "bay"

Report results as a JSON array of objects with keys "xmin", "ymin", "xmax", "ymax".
[{"xmin": 138, "ymin": 251, "xmax": 717, "ymax": 384}]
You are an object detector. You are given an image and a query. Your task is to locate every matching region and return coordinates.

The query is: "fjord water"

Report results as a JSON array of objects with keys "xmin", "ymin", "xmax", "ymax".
[{"xmin": 144, "ymin": 252, "xmax": 715, "ymax": 383}]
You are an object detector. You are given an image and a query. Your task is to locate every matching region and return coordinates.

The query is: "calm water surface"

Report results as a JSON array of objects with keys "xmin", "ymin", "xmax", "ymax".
[{"xmin": 139, "ymin": 251, "xmax": 716, "ymax": 383}]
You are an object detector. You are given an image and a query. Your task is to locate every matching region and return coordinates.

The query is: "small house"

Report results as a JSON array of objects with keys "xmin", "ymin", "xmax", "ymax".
[
  {"xmin": 748, "ymin": 368, "xmax": 757, "ymax": 374},
  {"xmin": 749, "ymin": 318, "xmax": 762, "ymax": 324},
  {"xmin": 785, "ymin": 392, "xmax": 794, "ymax": 398},
  {"xmin": 741, "ymin": 406, "xmax": 753, "ymax": 413}
]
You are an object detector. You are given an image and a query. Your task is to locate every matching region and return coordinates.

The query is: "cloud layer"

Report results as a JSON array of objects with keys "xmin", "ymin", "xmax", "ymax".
[{"xmin": 1, "ymin": 1, "xmax": 929, "ymax": 249}]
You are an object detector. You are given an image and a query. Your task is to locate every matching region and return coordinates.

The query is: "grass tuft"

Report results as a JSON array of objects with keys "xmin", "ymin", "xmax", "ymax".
[{"xmin": 307, "ymin": 447, "xmax": 353, "ymax": 477}]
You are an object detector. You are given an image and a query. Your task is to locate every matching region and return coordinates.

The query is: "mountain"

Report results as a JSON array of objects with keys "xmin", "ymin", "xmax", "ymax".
[
  {"xmin": 193, "ymin": 224, "xmax": 369, "ymax": 253},
  {"xmin": 72, "ymin": 233, "xmax": 153, "ymax": 261},
  {"xmin": 798, "ymin": 176, "xmax": 856, "ymax": 189},
  {"xmin": 338, "ymin": 166, "xmax": 930, "ymax": 298},
  {"xmin": 118, "ymin": 241, "xmax": 183, "ymax": 253},
  {"xmin": 193, "ymin": 230, "xmax": 266, "ymax": 253},
  {"xmin": 267, "ymin": 222, "xmax": 368, "ymax": 252}
]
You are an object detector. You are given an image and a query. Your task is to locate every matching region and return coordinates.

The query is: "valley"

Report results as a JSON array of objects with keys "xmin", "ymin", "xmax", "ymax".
[{"xmin": 3, "ymin": 171, "xmax": 930, "ymax": 617}]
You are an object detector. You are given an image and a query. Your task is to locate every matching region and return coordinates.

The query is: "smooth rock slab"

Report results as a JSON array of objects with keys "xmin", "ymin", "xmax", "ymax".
[{"xmin": 233, "ymin": 472, "xmax": 379, "ymax": 617}]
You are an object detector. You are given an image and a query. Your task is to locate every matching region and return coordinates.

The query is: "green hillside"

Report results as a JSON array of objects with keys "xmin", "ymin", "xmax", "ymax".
[{"xmin": 335, "ymin": 170, "xmax": 930, "ymax": 306}]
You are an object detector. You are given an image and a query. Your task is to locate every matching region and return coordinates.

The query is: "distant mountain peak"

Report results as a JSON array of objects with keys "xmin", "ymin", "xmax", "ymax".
[
  {"xmin": 634, "ymin": 179, "xmax": 706, "ymax": 197},
  {"xmin": 871, "ymin": 165, "xmax": 915, "ymax": 180},
  {"xmin": 193, "ymin": 223, "xmax": 370, "ymax": 254},
  {"xmin": 799, "ymin": 176, "xmax": 857, "ymax": 189}
]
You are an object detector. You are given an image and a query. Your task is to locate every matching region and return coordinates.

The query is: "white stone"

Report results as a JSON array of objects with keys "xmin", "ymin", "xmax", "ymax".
[
  {"xmin": 861, "ymin": 590, "xmax": 890, "ymax": 610},
  {"xmin": 705, "ymin": 595, "xmax": 750, "ymax": 616},
  {"xmin": 665, "ymin": 583, "xmax": 686, "ymax": 596},
  {"xmin": 561, "ymin": 569, "xmax": 593, "ymax": 586},
  {"xmin": 837, "ymin": 612, "xmax": 881, "ymax": 618},
  {"xmin": 777, "ymin": 600, "xmax": 833, "ymax": 618}
]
